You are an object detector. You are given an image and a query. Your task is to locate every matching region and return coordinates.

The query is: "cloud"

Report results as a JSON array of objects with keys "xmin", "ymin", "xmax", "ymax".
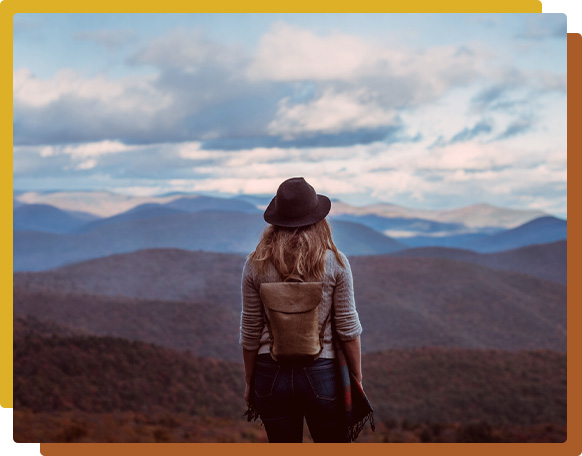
[
  {"xmin": 19, "ymin": 140, "xmax": 135, "ymax": 160},
  {"xmin": 75, "ymin": 159, "xmax": 98, "ymax": 170},
  {"xmin": 14, "ymin": 141, "xmax": 232, "ymax": 181},
  {"xmin": 246, "ymin": 22, "xmax": 534, "ymax": 130},
  {"xmin": 471, "ymin": 85, "xmax": 508, "ymax": 109},
  {"xmin": 14, "ymin": 30, "xmax": 282, "ymax": 147},
  {"xmin": 73, "ymin": 29, "xmax": 138, "ymax": 50},
  {"xmin": 244, "ymin": 23, "xmax": 514, "ymax": 140},
  {"xmin": 359, "ymin": 141, "xmax": 566, "ymax": 213},
  {"xmin": 130, "ymin": 27, "xmax": 245, "ymax": 70},
  {"xmin": 60, "ymin": 141, "xmax": 137, "ymax": 158},
  {"xmin": 15, "ymin": 141, "xmax": 138, "ymax": 172},
  {"xmin": 268, "ymin": 88, "xmax": 398, "ymax": 138},
  {"xmin": 12, "ymin": 17, "xmax": 567, "ymax": 218},
  {"xmin": 469, "ymin": 76, "xmax": 529, "ymax": 112},
  {"xmin": 247, "ymin": 23, "xmax": 496, "ymax": 117},
  {"xmin": 247, "ymin": 23, "xmax": 373, "ymax": 81},
  {"xmin": 418, "ymin": 142, "xmax": 506, "ymax": 172},
  {"xmin": 13, "ymin": 21, "xmax": 565, "ymax": 160},
  {"xmin": 531, "ymin": 71, "xmax": 567, "ymax": 93},
  {"xmin": 12, "ymin": 61, "xmax": 408, "ymax": 149},
  {"xmin": 13, "ymin": 146, "xmax": 71, "ymax": 177},
  {"xmin": 19, "ymin": 118, "xmax": 560, "ymax": 205},
  {"xmin": 248, "ymin": 22, "xmax": 487, "ymax": 87},
  {"xmin": 14, "ymin": 68, "xmax": 124, "ymax": 107},
  {"xmin": 516, "ymin": 14, "xmax": 566, "ymax": 40},
  {"xmin": 469, "ymin": 71, "xmax": 564, "ymax": 120},
  {"xmin": 13, "ymin": 67, "xmax": 171, "ymax": 119},
  {"xmin": 13, "ymin": 67, "xmax": 178, "ymax": 145},
  {"xmin": 495, "ymin": 118, "xmax": 533, "ymax": 140},
  {"xmin": 176, "ymin": 142, "xmax": 210, "ymax": 160},
  {"xmin": 449, "ymin": 120, "xmax": 493, "ymax": 144},
  {"xmin": 14, "ymin": 136, "xmax": 566, "ymax": 217}
]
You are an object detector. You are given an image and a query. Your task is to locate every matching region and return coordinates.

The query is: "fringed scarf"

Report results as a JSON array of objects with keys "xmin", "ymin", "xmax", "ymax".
[{"xmin": 334, "ymin": 340, "xmax": 375, "ymax": 441}]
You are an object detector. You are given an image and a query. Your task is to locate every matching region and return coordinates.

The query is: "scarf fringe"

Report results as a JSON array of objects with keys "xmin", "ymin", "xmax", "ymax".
[
  {"xmin": 348, "ymin": 411, "xmax": 375, "ymax": 442},
  {"xmin": 243, "ymin": 405, "xmax": 260, "ymax": 423}
]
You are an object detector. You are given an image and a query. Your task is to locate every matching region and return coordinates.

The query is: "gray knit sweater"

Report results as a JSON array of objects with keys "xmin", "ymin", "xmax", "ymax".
[{"xmin": 239, "ymin": 250, "xmax": 363, "ymax": 359}]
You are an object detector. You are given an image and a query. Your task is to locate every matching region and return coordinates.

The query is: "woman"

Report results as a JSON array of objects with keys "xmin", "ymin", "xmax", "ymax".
[{"xmin": 239, "ymin": 177, "xmax": 363, "ymax": 443}]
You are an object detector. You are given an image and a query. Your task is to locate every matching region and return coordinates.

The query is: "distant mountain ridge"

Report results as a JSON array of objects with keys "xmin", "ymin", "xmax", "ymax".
[
  {"xmin": 14, "ymin": 212, "xmax": 406, "ymax": 271},
  {"xmin": 393, "ymin": 240, "xmax": 567, "ymax": 284},
  {"xmin": 15, "ymin": 249, "xmax": 246, "ymax": 304},
  {"xmin": 13, "ymin": 192, "xmax": 565, "ymax": 270},
  {"xmin": 13, "ymin": 204, "xmax": 93, "ymax": 234},
  {"xmin": 462, "ymin": 216, "xmax": 567, "ymax": 253},
  {"xmin": 166, "ymin": 195, "xmax": 259, "ymax": 214},
  {"xmin": 332, "ymin": 213, "xmax": 468, "ymax": 236},
  {"xmin": 14, "ymin": 190, "xmax": 549, "ymax": 229},
  {"xmin": 14, "ymin": 249, "xmax": 566, "ymax": 356},
  {"xmin": 330, "ymin": 201, "xmax": 546, "ymax": 229},
  {"xmin": 15, "ymin": 190, "xmax": 181, "ymax": 217},
  {"xmin": 73, "ymin": 204, "xmax": 189, "ymax": 233},
  {"xmin": 14, "ymin": 212, "xmax": 565, "ymax": 272}
]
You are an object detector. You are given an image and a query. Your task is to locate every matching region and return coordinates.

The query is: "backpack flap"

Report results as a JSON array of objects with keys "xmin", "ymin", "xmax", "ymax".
[
  {"xmin": 260, "ymin": 282, "xmax": 322, "ymax": 313},
  {"xmin": 260, "ymin": 282, "xmax": 324, "ymax": 360}
]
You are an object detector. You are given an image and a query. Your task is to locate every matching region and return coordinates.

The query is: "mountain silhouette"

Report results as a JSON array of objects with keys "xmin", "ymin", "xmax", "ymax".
[
  {"xmin": 331, "ymin": 201, "xmax": 545, "ymax": 230},
  {"xmin": 14, "ymin": 212, "xmax": 405, "ymax": 271},
  {"xmin": 461, "ymin": 216, "xmax": 567, "ymax": 252},
  {"xmin": 14, "ymin": 249, "xmax": 566, "ymax": 357},
  {"xmin": 14, "ymin": 204, "xmax": 92, "ymax": 234},
  {"xmin": 73, "ymin": 204, "xmax": 188, "ymax": 233},
  {"xmin": 165, "ymin": 195, "xmax": 260, "ymax": 213},
  {"xmin": 393, "ymin": 240, "xmax": 566, "ymax": 284}
]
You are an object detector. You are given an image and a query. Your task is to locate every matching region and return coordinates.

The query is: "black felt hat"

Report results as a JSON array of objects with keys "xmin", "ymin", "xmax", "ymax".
[{"xmin": 264, "ymin": 177, "xmax": 331, "ymax": 228}]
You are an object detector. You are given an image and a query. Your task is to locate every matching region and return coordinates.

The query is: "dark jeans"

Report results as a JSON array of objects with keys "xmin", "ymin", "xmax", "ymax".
[{"xmin": 253, "ymin": 353, "xmax": 350, "ymax": 443}]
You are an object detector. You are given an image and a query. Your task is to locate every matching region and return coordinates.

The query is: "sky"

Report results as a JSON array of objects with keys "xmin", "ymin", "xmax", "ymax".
[{"xmin": 12, "ymin": 13, "xmax": 567, "ymax": 217}]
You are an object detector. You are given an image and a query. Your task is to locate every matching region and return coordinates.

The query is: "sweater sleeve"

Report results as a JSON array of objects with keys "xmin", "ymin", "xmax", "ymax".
[
  {"xmin": 332, "ymin": 253, "xmax": 363, "ymax": 341},
  {"xmin": 239, "ymin": 258, "xmax": 265, "ymax": 351}
]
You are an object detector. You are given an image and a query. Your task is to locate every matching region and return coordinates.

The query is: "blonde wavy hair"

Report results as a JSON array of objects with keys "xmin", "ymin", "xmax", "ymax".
[{"xmin": 248, "ymin": 219, "xmax": 345, "ymax": 281}]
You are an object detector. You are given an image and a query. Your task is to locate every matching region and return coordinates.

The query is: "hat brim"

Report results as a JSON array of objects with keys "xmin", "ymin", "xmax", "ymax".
[{"xmin": 264, "ymin": 194, "xmax": 331, "ymax": 228}]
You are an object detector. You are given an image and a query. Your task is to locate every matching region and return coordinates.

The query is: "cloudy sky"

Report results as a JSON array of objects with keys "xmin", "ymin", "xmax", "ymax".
[{"xmin": 13, "ymin": 13, "xmax": 567, "ymax": 217}]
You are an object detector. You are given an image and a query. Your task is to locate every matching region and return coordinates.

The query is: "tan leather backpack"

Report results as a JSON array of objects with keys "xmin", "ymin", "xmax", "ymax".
[{"xmin": 260, "ymin": 275, "xmax": 330, "ymax": 361}]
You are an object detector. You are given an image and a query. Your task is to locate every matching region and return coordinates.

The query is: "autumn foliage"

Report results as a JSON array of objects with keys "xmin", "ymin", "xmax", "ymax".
[{"xmin": 14, "ymin": 316, "xmax": 566, "ymax": 443}]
